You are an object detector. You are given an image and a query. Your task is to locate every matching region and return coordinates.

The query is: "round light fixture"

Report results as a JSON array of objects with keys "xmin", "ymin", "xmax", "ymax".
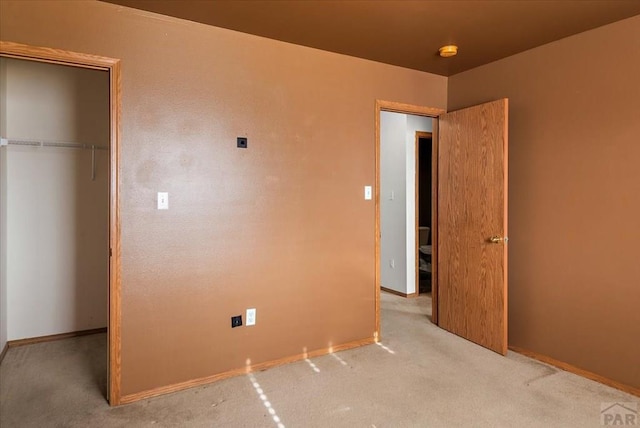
[{"xmin": 439, "ymin": 45, "xmax": 458, "ymax": 58}]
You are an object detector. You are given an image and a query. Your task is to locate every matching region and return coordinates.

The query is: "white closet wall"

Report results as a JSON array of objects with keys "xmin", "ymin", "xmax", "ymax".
[
  {"xmin": 0, "ymin": 58, "xmax": 109, "ymax": 341},
  {"xmin": 0, "ymin": 58, "xmax": 7, "ymax": 352}
]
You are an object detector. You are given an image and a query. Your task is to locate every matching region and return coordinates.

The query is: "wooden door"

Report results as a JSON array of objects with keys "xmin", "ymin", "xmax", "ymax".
[{"xmin": 437, "ymin": 99, "xmax": 508, "ymax": 355}]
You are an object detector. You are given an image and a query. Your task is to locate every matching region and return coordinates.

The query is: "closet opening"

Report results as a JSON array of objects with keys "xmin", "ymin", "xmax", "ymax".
[{"xmin": 0, "ymin": 41, "xmax": 121, "ymax": 405}]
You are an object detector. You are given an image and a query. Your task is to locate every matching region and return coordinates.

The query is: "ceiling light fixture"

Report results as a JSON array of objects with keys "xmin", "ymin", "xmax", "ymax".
[{"xmin": 439, "ymin": 45, "xmax": 458, "ymax": 58}]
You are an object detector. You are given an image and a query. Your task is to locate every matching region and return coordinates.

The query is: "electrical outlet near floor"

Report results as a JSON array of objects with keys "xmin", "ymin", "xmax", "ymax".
[
  {"xmin": 246, "ymin": 308, "xmax": 256, "ymax": 326},
  {"xmin": 390, "ymin": 259, "xmax": 395, "ymax": 268}
]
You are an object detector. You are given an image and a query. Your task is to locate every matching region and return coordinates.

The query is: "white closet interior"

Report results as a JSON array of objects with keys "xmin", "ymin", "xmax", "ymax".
[{"xmin": 0, "ymin": 57, "xmax": 109, "ymax": 352}]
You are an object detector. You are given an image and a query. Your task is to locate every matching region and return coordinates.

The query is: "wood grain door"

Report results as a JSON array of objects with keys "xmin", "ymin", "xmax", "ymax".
[{"xmin": 437, "ymin": 99, "xmax": 508, "ymax": 355}]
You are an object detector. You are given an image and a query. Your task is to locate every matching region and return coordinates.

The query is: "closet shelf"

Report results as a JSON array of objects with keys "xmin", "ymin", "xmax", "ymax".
[{"xmin": 0, "ymin": 137, "xmax": 108, "ymax": 150}]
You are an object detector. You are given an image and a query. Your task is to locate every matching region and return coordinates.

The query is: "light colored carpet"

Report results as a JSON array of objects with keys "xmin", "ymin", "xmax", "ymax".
[{"xmin": 1, "ymin": 292, "xmax": 636, "ymax": 427}]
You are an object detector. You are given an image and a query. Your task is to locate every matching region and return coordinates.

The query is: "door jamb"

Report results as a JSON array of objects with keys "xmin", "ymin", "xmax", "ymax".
[
  {"xmin": 0, "ymin": 41, "xmax": 122, "ymax": 405},
  {"xmin": 375, "ymin": 100, "xmax": 444, "ymax": 338}
]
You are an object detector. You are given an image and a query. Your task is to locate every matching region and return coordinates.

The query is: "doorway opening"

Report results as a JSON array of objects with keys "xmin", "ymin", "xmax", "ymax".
[
  {"xmin": 376, "ymin": 98, "xmax": 509, "ymax": 354},
  {"xmin": 0, "ymin": 41, "xmax": 121, "ymax": 405},
  {"xmin": 375, "ymin": 100, "xmax": 444, "ymax": 338},
  {"xmin": 415, "ymin": 131, "xmax": 433, "ymax": 296}
]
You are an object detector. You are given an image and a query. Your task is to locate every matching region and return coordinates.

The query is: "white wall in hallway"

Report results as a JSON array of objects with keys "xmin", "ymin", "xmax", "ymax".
[
  {"xmin": 380, "ymin": 111, "xmax": 432, "ymax": 295},
  {"xmin": 380, "ymin": 111, "xmax": 407, "ymax": 293}
]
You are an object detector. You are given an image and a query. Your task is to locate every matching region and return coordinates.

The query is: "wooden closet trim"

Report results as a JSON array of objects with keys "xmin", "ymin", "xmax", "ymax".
[{"xmin": 0, "ymin": 40, "xmax": 122, "ymax": 406}]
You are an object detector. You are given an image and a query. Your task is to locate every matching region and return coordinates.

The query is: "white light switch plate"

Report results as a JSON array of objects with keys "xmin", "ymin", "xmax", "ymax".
[
  {"xmin": 364, "ymin": 186, "xmax": 372, "ymax": 200},
  {"xmin": 246, "ymin": 308, "xmax": 256, "ymax": 326},
  {"xmin": 157, "ymin": 192, "xmax": 169, "ymax": 210}
]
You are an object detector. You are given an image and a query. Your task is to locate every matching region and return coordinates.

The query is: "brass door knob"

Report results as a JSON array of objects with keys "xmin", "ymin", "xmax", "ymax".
[{"xmin": 489, "ymin": 236, "xmax": 508, "ymax": 244}]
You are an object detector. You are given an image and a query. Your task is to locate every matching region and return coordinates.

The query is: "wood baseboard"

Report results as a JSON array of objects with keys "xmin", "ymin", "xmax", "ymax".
[
  {"xmin": 7, "ymin": 327, "xmax": 107, "ymax": 348},
  {"xmin": 509, "ymin": 346, "xmax": 640, "ymax": 397},
  {"xmin": 0, "ymin": 342, "xmax": 8, "ymax": 364},
  {"xmin": 381, "ymin": 286, "xmax": 419, "ymax": 298},
  {"xmin": 120, "ymin": 336, "xmax": 376, "ymax": 405}
]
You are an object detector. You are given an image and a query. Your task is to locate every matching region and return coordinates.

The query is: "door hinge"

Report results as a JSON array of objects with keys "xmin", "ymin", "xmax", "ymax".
[{"xmin": 109, "ymin": 248, "xmax": 112, "ymax": 257}]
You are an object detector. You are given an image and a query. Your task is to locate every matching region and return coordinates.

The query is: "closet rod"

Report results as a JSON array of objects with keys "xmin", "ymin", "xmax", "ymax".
[
  {"xmin": 0, "ymin": 138, "xmax": 108, "ymax": 151},
  {"xmin": 1, "ymin": 137, "xmax": 107, "ymax": 181}
]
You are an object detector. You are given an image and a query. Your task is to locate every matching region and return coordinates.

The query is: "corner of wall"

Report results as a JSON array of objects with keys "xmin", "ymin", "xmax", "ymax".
[
  {"xmin": 0, "ymin": 56, "xmax": 8, "ymax": 354},
  {"xmin": 0, "ymin": 146, "xmax": 6, "ymax": 356},
  {"xmin": 444, "ymin": 15, "xmax": 640, "ymax": 389}
]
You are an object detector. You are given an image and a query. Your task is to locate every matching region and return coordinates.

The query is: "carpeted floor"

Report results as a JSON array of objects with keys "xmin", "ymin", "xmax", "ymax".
[{"xmin": 0, "ymin": 292, "xmax": 636, "ymax": 427}]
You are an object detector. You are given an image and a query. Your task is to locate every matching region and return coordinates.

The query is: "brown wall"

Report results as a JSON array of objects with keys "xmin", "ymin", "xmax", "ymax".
[
  {"xmin": 0, "ymin": 1, "xmax": 446, "ymax": 396},
  {"xmin": 449, "ymin": 16, "xmax": 640, "ymax": 389}
]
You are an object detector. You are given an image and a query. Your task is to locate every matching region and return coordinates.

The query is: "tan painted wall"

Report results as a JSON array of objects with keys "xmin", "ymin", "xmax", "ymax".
[
  {"xmin": 449, "ymin": 16, "xmax": 640, "ymax": 389},
  {"xmin": 0, "ymin": 1, "xmax": 447, "ymax": 396}
]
